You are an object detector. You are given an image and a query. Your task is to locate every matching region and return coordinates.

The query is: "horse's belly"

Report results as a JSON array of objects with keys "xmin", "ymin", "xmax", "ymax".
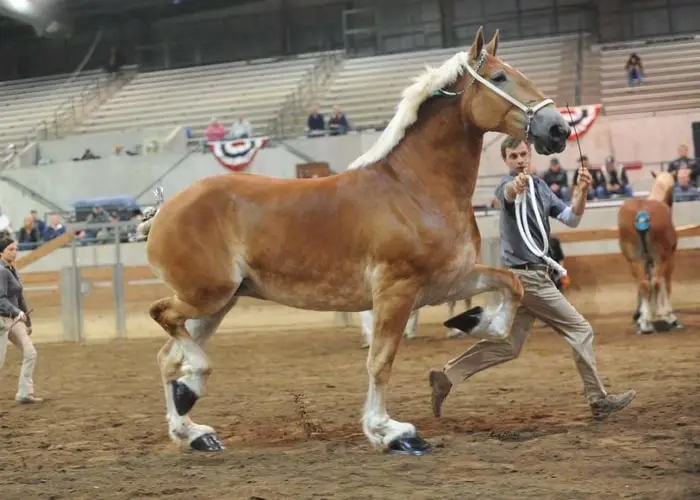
[{"xmin": 242, "ymin": 268, "xmax": 373, "ymax": 312}]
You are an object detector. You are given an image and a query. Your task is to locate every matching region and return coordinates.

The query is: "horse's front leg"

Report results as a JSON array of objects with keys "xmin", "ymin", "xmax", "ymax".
[
  {"xmin": 444, "ymin": 265, "xmax": 523, "ymax": 339},
  {"xmin": 362, "ymin": 277, "xmax": 431, "ymax": 455}
]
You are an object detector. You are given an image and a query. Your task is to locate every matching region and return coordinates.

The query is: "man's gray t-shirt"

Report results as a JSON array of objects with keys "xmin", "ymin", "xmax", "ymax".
[{"xmin": 495, "ymin": 174, "xmax": 568, "ymax": 267}]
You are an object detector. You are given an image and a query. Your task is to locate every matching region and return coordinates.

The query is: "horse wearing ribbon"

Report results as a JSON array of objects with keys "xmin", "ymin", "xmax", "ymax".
[
  {"xmin": 618, "ymin": 171, "xmax": 683, "ymax": 334},
  {"xmin": 141, "ymin": 27, "xmax": 569, "ymax": 456}
]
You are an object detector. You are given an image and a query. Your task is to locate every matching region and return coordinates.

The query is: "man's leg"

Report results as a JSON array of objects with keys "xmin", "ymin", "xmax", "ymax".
[
  {"xmin": 523, "ymin": 271, "xmax": 635, "ymax": 419},
  {"xmin": 428, "ymin": 306, "xmax": 535, "ymax": 417}
]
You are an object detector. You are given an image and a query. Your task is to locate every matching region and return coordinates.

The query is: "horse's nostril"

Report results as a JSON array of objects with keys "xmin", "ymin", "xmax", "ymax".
[{"xmin": 549, "ymin": 124, "xmax": 569, "ymax": 139}]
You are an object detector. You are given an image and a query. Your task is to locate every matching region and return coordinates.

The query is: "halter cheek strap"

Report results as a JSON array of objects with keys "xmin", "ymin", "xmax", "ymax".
[{"xmin": 433, "ymin": 49, "xmax": 554, "ymax": 140}]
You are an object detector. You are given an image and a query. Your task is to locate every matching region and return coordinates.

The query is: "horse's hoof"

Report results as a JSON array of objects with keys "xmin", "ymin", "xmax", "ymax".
[
  {"xmin": 386, "ymin": 435, "xmax": 432, "ymax": 456},
  {"xmin": 189, "ymin": 433, "xmax": 225, "ymax": 452},
  {"xmin": 171, "ymin": 380, "xmax": 199, "ymax": 416},
  {"xmin": 636, "ymin": 327, "xmax": 655, "ymax": 335},
  {"xmin": 670, "ymin": 319, "xmax": 685, "ymax": 330},
  {"xmin": 443, "ymin": 306, "xmax": 483, "ymax": 334}
]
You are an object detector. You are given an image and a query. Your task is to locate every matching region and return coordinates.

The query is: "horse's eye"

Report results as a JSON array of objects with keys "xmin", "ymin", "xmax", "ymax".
[{"xmin": 491, "ymin": 72, "xmax": 507, "ymax": 84}]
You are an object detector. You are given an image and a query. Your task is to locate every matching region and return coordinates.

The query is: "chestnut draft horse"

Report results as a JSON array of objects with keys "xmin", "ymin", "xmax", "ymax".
[
  {"xmin": 618, "ymin": 171, "xmax": 684, "ymax": 334},
  {"xmin": 140, "ymin": 27, "xmax": 570, "ymax": 455}
]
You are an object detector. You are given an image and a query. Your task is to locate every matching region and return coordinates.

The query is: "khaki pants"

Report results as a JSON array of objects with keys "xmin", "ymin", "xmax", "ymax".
[
  {"xmin": 443, "ymin": 269, "xmax": 607, "ymax": 403},
  {"xmin": 0, "ymin": 318, "xmax": 37, "ymax": 398}
]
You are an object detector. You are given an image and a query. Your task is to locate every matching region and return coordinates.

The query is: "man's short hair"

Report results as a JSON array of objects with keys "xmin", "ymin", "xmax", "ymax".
[{"xmin": 500, "ymin": 136, "xmax": 528, "ymax": 160}]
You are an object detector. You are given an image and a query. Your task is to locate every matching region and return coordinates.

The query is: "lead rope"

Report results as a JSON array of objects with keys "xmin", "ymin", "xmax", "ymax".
[{"xmin": 515, "ymin": 177, "xmax": 567, "ymax": 278}]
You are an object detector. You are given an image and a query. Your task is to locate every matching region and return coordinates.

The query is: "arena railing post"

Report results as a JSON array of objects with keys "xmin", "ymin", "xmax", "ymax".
[
  {"xmin": 60, "ymin": 236, "xmax": 84, "ymax": 341},
  {"xmin": 113, "ymin": 229, "xmax": 126, "ymax": 339}
]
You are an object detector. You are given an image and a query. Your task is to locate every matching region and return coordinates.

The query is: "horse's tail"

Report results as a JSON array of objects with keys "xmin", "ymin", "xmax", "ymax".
[
  {"xmin": 137, "ymin": 186, "xmax": 165, "ymax": 240},
  {"xmin": 634, "ymin": 210, "xmax": 653, "ymax": 280}
]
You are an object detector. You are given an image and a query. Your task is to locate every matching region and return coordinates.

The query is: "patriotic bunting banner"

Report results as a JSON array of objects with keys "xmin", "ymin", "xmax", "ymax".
[
  {"xmin": 557, "ymin": 104, "xmax": 603, "ymax": 141},
  {"xmin": 209, "ymin": 137, "xmax": 269, "ymax": 172}
]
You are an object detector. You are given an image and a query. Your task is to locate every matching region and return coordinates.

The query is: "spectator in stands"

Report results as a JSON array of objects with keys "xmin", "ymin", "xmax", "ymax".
[
  {"xmin": 673, "ymin": 169, "xmax": 699, "ymax": 202},
  {"xmin": 306, "ymin": 104, "xmax": 325, "ymax": 138},
  {"xmin": 43, "ymin": 215, "xmax": 66, "ymax": 242},
  {"xmin": 73, "ymin": 148, "xmax": 100, "ymax": 162},
  {"xmin": 599, "ymin": 156, "xmax": 633, "ymax": 199},
  {"xmin": 625, "ymin": 53, "xmax": 644, "ymax": 87},
  {"xmin": 17, "ymin": 215, "xmax": 41, "ymax": 251},
  {"xmin": 0, "ymin": 237, "xmax": 42, "ymax": 404},
  {"xmin": 667, "ymin": 144, "xmax": 698, "ymax": 186},
  {"xmin": 105, "ymin": 46, "xmax": 125, "ymax": 77},
  {"xmin": 573, "ymin": 156, "xmax": 604, "ymax": 200},
  {"xmin": 83, "ymin": 205, "xmax": 112, "ymax": 244},
  {"xmin": 230, "ymin": 116, "xmax": 253, "ymax": 139},
  {"xmin": 205, "ymin": 118, "xmax": 227, "ymax": 142},
  {"xmin": 328, "ymin": 105, "xmax": 349, "ymax": 136},
  {"xmin": 29, "ymin": 210, "xmax": 45, "ymax": 235},
  {"xmin": 543, "ymin": 158, "xmax": 569, "ymax": 202}
]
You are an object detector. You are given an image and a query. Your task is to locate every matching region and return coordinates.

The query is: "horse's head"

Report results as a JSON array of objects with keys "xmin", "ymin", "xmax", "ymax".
[
  {"xmin": 459, "ymin": 27, "xmax": 570, "ymax": 155},
  {"xmin": 649, "ymin": 170, "xmax": 675, "ymax": 206}
]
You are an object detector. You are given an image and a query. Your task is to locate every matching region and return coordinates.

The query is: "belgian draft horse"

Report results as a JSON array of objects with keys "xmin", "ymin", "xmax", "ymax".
[
  {"xmin": 618, "ymin": 171, "xmax": 683, "ymax": 334},
  {"xmin": 140, "ymin": 27, "xmax": 570, "ymax": 455}
]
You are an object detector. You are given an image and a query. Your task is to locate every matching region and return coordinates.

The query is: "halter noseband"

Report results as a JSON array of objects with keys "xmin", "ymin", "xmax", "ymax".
[{"xmin": 433, "ymin": 49, "xmax": 554, "ymax": 140}]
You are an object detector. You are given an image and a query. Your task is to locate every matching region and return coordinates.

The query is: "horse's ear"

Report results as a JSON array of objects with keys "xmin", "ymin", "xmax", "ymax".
[
  {"xmin": 469, "ymin": 26, "xmax": 485, "ymax": 60},
  {"xmin": 486, "ymin": 29, "xmax": 500, "ymax": 56},
  {"xmin": 651, "ymin": 170, "xmax": 657, "ymax": 178}
]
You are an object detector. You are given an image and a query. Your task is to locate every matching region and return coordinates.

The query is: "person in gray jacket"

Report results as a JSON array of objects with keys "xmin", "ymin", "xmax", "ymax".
[{"xmin": 0, "ymin": 237, "xmax": 42, "ymax": 403}]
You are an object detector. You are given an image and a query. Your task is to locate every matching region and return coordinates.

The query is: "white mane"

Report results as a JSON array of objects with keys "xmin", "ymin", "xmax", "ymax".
[{"xmin": 347, "ymin": 50, "xmax": 470, "ymax": 170}]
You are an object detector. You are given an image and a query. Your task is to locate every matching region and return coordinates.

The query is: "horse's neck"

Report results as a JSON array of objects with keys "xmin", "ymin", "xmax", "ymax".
[
  {"xmin": 649, "ymin": 184, "xmax": 672, "ymax": 206},
  {"xmin": 382, "ymin": 108, "xmax": 484, "ymax": 208}
]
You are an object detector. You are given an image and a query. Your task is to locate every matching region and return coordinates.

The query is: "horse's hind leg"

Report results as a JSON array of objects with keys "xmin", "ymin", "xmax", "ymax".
[
  {"xmin": 628, "ymin": 261, "xmax": 654, "ymax": 334},
  {"xmin": 151, "ymin": 292, "xmax": 238, "ymax": 451},
  {"xmin": 443, "ymin": 265, "xmax": 523, "ymax": 340},
  {"xmin": 655, "ymin": 258, "xmax": 684, "ymax": 330},
  {"xmin": 446, "ymin": 299, "xmax": 472, "ymax": 338}
]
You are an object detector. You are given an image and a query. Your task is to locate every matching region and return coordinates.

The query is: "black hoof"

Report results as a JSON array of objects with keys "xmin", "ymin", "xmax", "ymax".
[
  {"xmin": 443, "ymin": 306, "xmax": 483, "ymax": 334},
  {"xmin": 670, "ymin": 319, "xmax": 685, "ymax": 331},
  {"xmin": 387, "ymin": 435, "xmax": 432, "ymax": 456},
  {"xmin": 189, "ymin": 433, "xmax": 224, "ymax": 452},
  {"xmin": 171, "ymin": 380, "xmax": 198, "ymax": 416}
]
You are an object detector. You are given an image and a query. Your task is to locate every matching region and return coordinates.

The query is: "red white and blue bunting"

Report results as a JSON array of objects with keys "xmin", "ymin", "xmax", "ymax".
[
  {"xmin": 557, "ymin": 104, "xmax": 603, "ymax": 141},
  {"xmin": 209, "ymin": 137, "xmax": 269, "ymax": 172}
]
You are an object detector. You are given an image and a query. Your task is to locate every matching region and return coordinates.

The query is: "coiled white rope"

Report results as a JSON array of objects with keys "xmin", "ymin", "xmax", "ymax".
[{"xmin": 515, "ymin": 176, "xmax": 567, "ymax": 278}]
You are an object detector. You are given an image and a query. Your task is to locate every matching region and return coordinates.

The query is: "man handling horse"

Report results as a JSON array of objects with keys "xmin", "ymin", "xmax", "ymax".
[{"xmin": 429, "ymin": 136, "xmax": 636, "ymax": 420}]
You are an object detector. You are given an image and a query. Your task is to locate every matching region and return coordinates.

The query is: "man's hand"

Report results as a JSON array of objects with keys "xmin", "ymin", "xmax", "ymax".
[
  {"xmin": 15, "ymin": 311, "xmax": 26, "ymax": 323},
  {"xmin": 577, "ymin": 167, "xmax": 592, "ymax": 192},
  {"xmin": 513, "ymin": 172, "xmax": 530, "ymax": 194},
  {"xmin": 505, "ymin": 172, "xmax": 530, "ymax": 201},
  {"xmin": 551, "ymin": 183, "xmax": 560, "ymax": 192}
]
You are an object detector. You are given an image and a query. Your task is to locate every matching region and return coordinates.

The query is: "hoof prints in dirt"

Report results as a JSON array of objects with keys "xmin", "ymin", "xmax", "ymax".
[
  {"xmin": 290, "ymin": 391, "xmax": 325, "ymax": 439},
  {"xmin": 487, "ymin": 425, "xmax": 569, "ymax": 443}
]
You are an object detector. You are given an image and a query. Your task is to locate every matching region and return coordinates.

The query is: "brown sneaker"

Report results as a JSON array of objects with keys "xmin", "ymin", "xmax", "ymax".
[
  {"xmin": 590, "ymin": 390, "xmax": 636, "ymax": 420},
  {"xmin": 429, "ymin": 369, "xmax": 453, "ymax": 418},
  {"xmin": 15, "ymin": 394, "xmax": 44, "ymax": 404}
]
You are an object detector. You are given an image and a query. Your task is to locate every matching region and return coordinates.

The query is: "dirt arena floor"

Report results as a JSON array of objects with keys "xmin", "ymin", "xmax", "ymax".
[{"xmin": 1, "ymin": 304, "xmax": 699, "ymax": 500}]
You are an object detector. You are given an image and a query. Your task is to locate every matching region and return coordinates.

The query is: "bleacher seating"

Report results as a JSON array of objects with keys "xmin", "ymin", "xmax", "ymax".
[
  {"xmin": 317, "ymin": 35, "xmax": 577, "ymax": 131},
  {"xmin": 599, "ymin": 37, "xmax": 700, "ymax": 115},
  {"xmin": 75, "ymin": 54, "xmax": 325, "ymax": 139},
  {"xmin": 0, "ymin": 70, "xmax": 106, "ymax": 147}
]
